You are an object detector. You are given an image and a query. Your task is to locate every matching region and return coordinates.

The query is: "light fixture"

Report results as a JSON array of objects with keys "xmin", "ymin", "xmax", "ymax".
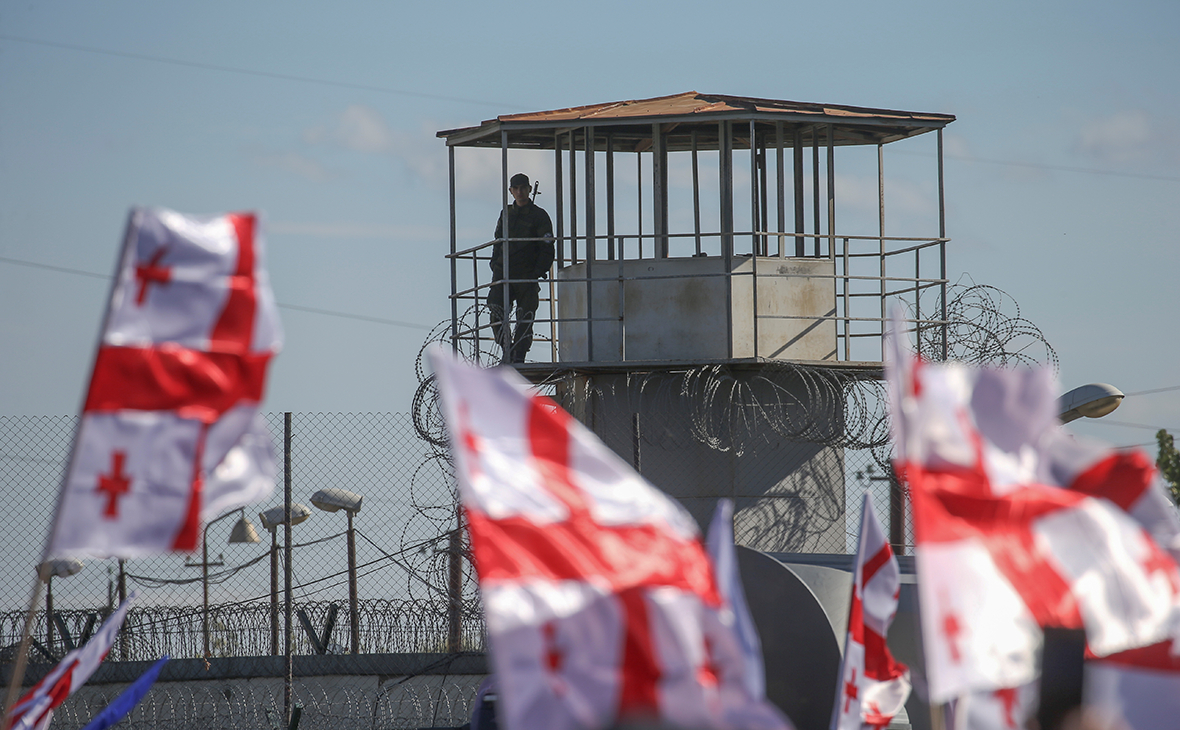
[
  {"xmin": 229, "ymin": 514, "xmax": 262, "ymax": 544},
  {"xmin": 37, "ymin": 558, "xmax": 84, "ymax": 582},
  {"xmin": 258, "ymin": 503, "xmax": 312, "ymax": 531},
  {"xmin": 258, "ymin": 503, "xmax": 312, "ymax": 656},
  {"xmin": 1058, "ymin": 383, "xmax": 1124, "ymax": 424},
  {"xmin": 311, "ymin": 488, "xmax": 365, "ymax": 654},
  {"xmin": 311, "ymin": 488, "xmax": 363, "ymax": 514}
]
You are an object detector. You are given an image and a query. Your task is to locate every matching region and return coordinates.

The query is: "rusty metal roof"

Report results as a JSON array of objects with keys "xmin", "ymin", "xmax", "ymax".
[{"xmin": 437, "ymin": 91, "xmax": 954, "ymax": 150}]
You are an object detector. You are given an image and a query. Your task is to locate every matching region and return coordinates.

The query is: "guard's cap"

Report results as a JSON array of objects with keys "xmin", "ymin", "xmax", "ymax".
[{"xmin": 509, "ymin": 173, "xmax": 530, "ymax": 188}]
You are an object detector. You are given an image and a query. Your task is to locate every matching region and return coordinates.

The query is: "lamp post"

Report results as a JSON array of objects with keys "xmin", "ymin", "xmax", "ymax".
[
  {"xmin": 37, "ymin": 558, "xmax": 84, "ymax": 654},
  {"xmin": 193, "ymin": 508, "xmax": 260, "ymax": 658},
  {"xmin": 259, "ymin": 503, "xmax": 311, "ymax": 656},
  {"xmin": 310, "ymin": 488, "xmax": 364, "ymax": 654},
  {"xmin": 1058, "ymin": 383, "xmax": 1125, "ymax": 424}
]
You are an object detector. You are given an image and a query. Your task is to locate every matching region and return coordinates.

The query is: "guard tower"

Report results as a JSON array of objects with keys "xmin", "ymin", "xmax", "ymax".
[{"xmin": 439, "ymin": 92, "xmax": 954, "ymax": 552}]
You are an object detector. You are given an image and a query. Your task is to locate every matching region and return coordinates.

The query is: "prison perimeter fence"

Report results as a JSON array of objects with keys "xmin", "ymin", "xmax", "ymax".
[{"xmin": 0, "ymin": 404, "xmax": 906, "ymax": 728}]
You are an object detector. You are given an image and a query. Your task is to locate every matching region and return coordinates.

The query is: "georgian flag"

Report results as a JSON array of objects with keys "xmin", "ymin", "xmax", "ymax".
[
  {"xmin": 6, "ymin": 595, "xmax": 136, "ymax": 730},
  {"xmin": 48, "ymin": 208, "xmax": 282, "ymax": 558},
  {"xmin": 830, "ymin": 494, "xmax": 910, "ymax": 730},
  {"xmin": 430, "ymin": 349, "xmax": 792, "ymax": 730},
  {"xmin": 1087, "ymin": 641, "xmax": 1180, "ymax": 730},
  {"xmin": 1069, "ymin": 454, "xmax": 1180, "ymax": 730},
  {"xmin": 884, "ymin": 315, "xmax": 1180, "ymax": 703}
]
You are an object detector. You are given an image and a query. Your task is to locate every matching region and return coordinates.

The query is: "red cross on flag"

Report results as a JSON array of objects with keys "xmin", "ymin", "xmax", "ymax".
[
  {"xmin": 1075, "ymin": 452, "xmax": 1180, "ymax": 730},
  {"xmin": 830, "ymin": 493, "xmax": 911, "ymax": 730},
  {"xmin": 884, "ymin": 315, "xmax": 1180, "ymax": 704},
  {"xmin": 430, "ymin": 348, "xmax": 793, "ymax": 730},
  {"xmin": 1087, "ymin": 640, "xmax": 1180, "ymax": 729},
  {"xmin": 47, "ymin": 208, "xmax": 282, "ymax": 558},
  {"xmin": 6, "ymin": 594, "xmax": 136, "ymax": 730},
  {"xmin": 941, "ymin": 681, "xmax": 1037, "ymax": 730}
]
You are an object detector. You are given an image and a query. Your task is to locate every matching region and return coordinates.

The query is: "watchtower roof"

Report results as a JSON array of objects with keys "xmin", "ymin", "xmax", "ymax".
[{"xmin": 437, "ymin": 91, "xmax": 956, "ymax": 150}]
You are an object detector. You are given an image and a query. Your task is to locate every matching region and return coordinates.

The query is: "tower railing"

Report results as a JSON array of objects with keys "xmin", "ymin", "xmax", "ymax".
[{"xmin": 447, "ymin": 227, "xmax": 948, "ymax": 366}]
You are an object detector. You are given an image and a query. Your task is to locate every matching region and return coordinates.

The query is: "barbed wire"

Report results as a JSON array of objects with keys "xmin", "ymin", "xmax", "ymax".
[
  {"xmin": 407, "ymin": 282, "xmax": 1055, "ymax": 553},
  {"xmin": 1, "ymin": 599, "xmax": 488, "ymax": 664},
  {"xmin": 916, "ymin": 281, "xmax": 1059, "ymax": 371},
  {"xmin": 413, "ymin": 283, "xmax": 1054, "ymax": 456},
  {"xmin": 46, "ymin": 671, "xmax": 484, "ymax": 730}
]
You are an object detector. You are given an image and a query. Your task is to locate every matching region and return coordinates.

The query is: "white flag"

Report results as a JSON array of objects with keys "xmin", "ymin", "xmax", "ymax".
[
  {"xmin": 6, "ymin": 595, "xmax": 136, "ymax": 730},
  {"xmin": 1087, "ymin": 641, "xmax": 1180, "ymax": 730},
  {"xmin": 707, "ymin": 498, "xmax": 767, "ymax": 701},
  {"xmin": 945, "ymin": 682, "xmax": 1037, "ymax": 730},
  {"xmin": 49, "ymin": 208, "xmax": 282, "ymax": 558},
  {"xmin": 430, "ymin": 348, "xmax": 792, "ymax": 730},
  {"xmin": 831, "ymin": 494, "xmax": 910, "ymax": 730},
  {"xmin": 884, "ymin": 315, "xmax": 1180, "ymax": 703}
]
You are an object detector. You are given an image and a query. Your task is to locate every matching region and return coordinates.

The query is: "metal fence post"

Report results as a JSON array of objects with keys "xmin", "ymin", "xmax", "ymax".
[
  {"xmin": 447, "ymin": 512, "xmax": 463, "ymax": 653},
  {"xmin": 283, "ymin": 412, "xmax": 294, "ymax": 725}
]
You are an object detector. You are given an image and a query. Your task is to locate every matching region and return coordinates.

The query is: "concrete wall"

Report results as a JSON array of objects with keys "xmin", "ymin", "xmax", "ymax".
[
  {"xmin": 555, "ymin": 256, "xmax": 836, "ymax": 363},
  {"xmin": 23, "ymin": 654, "xmax": 486, "ymax": 730}
]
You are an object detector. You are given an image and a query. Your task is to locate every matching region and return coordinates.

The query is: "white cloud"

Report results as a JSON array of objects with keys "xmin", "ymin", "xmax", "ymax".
[
  {"xmin": 398, "ymin": 133, "xmax": 551, "ymax": 201},
  {"xmin": 834, "ymin": 173, "xmax": 935, "ymax": 219},
  {"xmin": 254, "ymin": 152, "xmax": 332, "ymax": 181},
  {"xmin": 1076, "ymin": 110, "xmax": 1156, "ymax": 165},
  {"xmin": 300, "ymin": 108, "xmax": 550, "ymax": 201},
  {"xmin": 269, "ymin": 221, "xmax": 446, "ymax": 240},
  {"xmin": 304, "ymin": 104, "xmax": 394, "ymax": 154},
  {"xmin": 942, "ymin": 132, "xmax": 972, "ymax": 159}
]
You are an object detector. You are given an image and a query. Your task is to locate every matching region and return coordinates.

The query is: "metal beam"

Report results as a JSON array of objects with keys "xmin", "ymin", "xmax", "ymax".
[{"xmin": 653, "ymin": 123, "xmax": 669, "ymax": 258}]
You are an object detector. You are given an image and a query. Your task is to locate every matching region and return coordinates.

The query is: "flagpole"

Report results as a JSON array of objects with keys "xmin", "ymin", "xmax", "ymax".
[
  {"xmin": 2, "ymin": 209, "xmax": 139, "ymax": 727},
  {"xmin": 929, "ymin": 702, "xmax": 946, "ymax": 730},
  {"xmin": 1, "ymin": 581, "xmax": 43, "ymax": 730}
]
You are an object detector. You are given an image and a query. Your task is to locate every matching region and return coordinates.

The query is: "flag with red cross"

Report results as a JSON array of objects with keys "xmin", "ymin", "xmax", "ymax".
[
  {"xmin": 430, "ymin": 349, "xmax": 793, "ymax": 730},
  {"xmin": 1073, "ymin": 447, "xmax": 1180, "ymax": 730},
  {"xmin": 48, "ymin": 208, "xmax": 282, "ymax": 558},
  {"xmin": 6, "ymin": 594, "xmax": 136, "ymax": 730},
  {"xmin": 941, "ymin": 681, "xmax": 1037, "ymax": 730},
  {"xmin": 830, "ymin": 493, "xmax": 911, "ymax": 730},
  {"xmin": 884, "ymin": 315, "xmax": 1180, "ymax": 704}
]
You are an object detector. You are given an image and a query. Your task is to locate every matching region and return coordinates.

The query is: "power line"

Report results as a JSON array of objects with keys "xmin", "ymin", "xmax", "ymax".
[
  {"xmin": 0, "ymin": 34, "xmax": 520, "ymax": 110},
  {"xmin": 6, "ymin": 32, "xmax": 1179, "ymax": 187},
  {"xmin": 1124, "ymin": 384, "xmax": 1180, "ymax": 397},
  {"xmin": 1089, "ymin": 419, "xmax": 1179, "ymax": 432},
  {"xmin": 0, "ymin": 255, "xmax": 110, "ymax": 281},
  {"xmin": 0, "ymin": 254, "xmax": 433, "ymax": 331},
  {"xmin": 892, "ymin": 149, "xmax": 1180, "ymax": 184},
  {"xmin": 278, "ymin": 303, "xmax": 431, "ymax": 331}
]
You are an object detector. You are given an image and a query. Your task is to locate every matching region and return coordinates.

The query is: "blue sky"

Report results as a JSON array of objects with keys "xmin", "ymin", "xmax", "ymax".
[{"xmin": 1, "ymin": 0, "xmax": 1177, "ymax": 455}]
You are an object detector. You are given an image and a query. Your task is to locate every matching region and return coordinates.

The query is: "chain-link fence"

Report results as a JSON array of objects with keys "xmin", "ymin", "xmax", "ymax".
[
  {"xmin": 33, "ymin": 671, "xmax": 485, "ymax": 730},
  {"xmin": 0, "ymin": 411, "xmax": 483, "ymax": 655},
  {"xmin": 1, "ymin": 402, "xmax": 904, "ymax": 728},
  {"xmin": 1, "ymin": 402, "xmax": 904, "ymax": 644}
]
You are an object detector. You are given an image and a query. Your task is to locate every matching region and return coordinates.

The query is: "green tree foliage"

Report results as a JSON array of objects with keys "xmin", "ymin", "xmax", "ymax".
[{"xmin": 1157, "ymin": 430, "xmax": 1180, "ymax": 505}]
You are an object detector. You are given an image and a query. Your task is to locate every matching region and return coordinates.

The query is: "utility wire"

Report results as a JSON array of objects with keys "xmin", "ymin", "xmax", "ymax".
[
  {"xmin": 892, "ymin": 149, "xmax": 1180, "ymax": 184},
  {"xmin": 1123, "ymin": 385, "xmax": 1180, "ymax": 397},
  {"xmin": 0, "ymin": 255, "xmax": 109, "ymax": 281},
  {"xmin": 0, "ymin": 254, "xmax": 432, "ymax": 330},
  {"xmin": 1089, "ymin": 419, "xmax": 1179, "ymax": 432},
  {"xmin": 0, "ymin": 35, "xmax": 520, "ymax": 110},
  {"xmin": 5, "ymin": 36, "xmax": 1177, "ymax": 185}
]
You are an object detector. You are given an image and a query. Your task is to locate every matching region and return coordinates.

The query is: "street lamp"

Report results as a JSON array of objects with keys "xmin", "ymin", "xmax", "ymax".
[
  {"xmin": 1058, "ymin": 383, "xmax": 1125, "ymax": 424},
  {"xmin": 259, "ymin": 503, "xmax": 311, "ymax": 656},
  {"xmin": 310, "ymin": 488, "xmax": 364, "ymax": 654},
  {"xmin": 197, "ymin": 508, "xmax": 260, "ymax": 658},
  {"xmin": 37, "ymin": 558, "xmax": 84, "ymax": 654}
]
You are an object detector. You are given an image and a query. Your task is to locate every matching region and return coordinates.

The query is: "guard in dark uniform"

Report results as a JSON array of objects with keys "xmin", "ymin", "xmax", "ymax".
[{"xmin": 488, "ymin": 173, "xmax": 555, "ymax": 363}]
